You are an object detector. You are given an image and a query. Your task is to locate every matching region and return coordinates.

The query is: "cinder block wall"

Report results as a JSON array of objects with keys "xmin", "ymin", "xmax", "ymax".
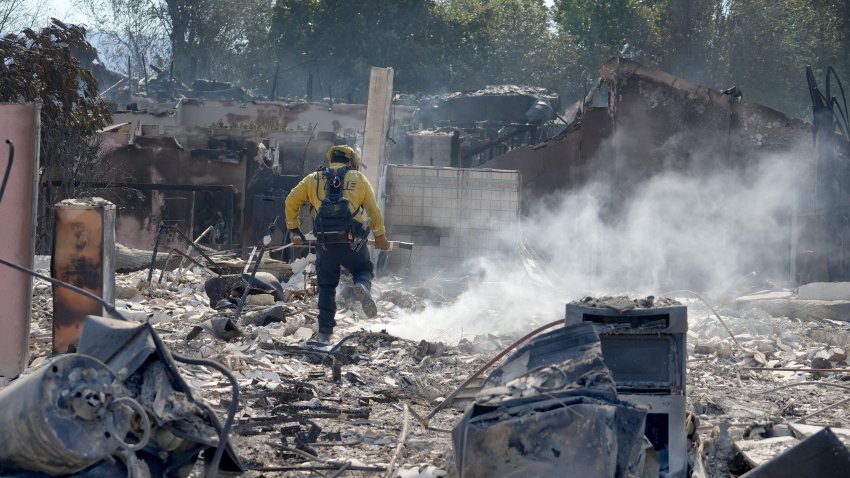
[
  {"xmin": 408, "ymin": 133, "xmax": 453, "ymax": 167},
  {"xmin": 383, "ymin": 165, "xmax": 520, "ymax": 274}
]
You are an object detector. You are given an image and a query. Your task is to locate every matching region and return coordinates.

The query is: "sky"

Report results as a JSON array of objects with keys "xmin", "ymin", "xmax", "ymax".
[{"xmin": 42, "ymin": 0, "xmax": 89, "ymax": 24}]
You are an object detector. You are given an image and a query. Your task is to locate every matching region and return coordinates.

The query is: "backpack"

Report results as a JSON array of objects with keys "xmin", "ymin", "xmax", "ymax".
[{"xmin": 314, "ymin": 166, "xmax": 354, "ymax": 244}]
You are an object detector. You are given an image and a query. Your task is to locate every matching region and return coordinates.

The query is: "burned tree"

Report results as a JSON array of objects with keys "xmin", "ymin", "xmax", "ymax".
[{"xmin": 0, "ymin": 19, "xmax": 113, "ymax": 251}]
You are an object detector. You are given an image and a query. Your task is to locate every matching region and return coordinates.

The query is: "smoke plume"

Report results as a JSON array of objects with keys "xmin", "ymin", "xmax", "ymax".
[{"xmin": 381, "ymin": 146, "xmax": 810, "ymax": 343}]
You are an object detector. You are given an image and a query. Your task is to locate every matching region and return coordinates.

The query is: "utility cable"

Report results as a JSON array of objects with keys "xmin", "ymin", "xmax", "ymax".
[
  {"xmin": 0, "ymin": 256, "xmax": 128, "ymax": 321},
  {"xmin": 0, "ymin": 256, "xmax": 238, "ymax": 478},
  {"xmin": 662, "ymin": 289, "xmax": 742, "ymax": 349},
  {"xmin": 0, "ymin": 140, "xmax": 13, "ymax": 204},
  {"xmin": 170, "ymin": 352, "xmax": 240, "ymax": 478},
  {"xmin": 418, "ymin": 318, "xmax": 565, "ymax": 426}
]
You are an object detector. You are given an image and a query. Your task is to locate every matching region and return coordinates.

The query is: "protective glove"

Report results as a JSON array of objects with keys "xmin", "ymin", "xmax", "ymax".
[
  {"xmin": 289, "ymin": 228, "xmax": 306, "ymax": 245},
  {"xmin": 374, "ymin": 234, "xmax": 391, "ymax": 251}
]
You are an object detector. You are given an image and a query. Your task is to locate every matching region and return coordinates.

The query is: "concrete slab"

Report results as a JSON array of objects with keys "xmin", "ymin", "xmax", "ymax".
[
  {"xmin": 736, "ymin": 297, "xmax": 850, "ymax": 323},
  {"xmin": 798, "ymin": 282, "xmax": 850, "ymax": 301},
  {"xmin": 790, "ymin": 423, "xmax": 850, "ymax": 447},
  {"xmin": 737, "ymin": 291, "xmax": 794, "ymax": 302}
]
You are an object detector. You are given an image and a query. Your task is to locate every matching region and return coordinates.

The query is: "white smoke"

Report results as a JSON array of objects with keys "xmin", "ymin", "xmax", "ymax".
[{"xmin": 381, "ymin": 147, "xmax": 810, "ymax": 343}]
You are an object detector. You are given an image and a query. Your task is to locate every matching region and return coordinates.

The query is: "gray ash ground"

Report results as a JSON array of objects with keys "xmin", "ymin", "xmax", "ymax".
[{"xmin": 22, "ymin": 273, "xmax": 850, "ymax": 477}]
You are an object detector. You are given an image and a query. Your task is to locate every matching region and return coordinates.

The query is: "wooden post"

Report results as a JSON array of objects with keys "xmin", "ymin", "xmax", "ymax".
[{"xmin": 361, "ymin": 67, "xmax": 394, "ymax": 209}]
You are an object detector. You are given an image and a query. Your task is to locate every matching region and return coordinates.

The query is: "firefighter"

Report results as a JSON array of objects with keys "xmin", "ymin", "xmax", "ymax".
[{"xmin": 284, "ymin": 145, "xmax": 390, "ymax": 344}]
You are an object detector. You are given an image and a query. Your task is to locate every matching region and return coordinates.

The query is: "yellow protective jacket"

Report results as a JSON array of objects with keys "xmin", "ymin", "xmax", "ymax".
[{"xmin": 285, "ymin": 162, "xmax": 386, "ymax": 237}]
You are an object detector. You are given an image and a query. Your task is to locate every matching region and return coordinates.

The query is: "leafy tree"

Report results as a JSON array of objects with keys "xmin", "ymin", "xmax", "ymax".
[
  {"xmin": 553, "ymin": 0, "xmax": 664, "ymax": 73},
  {"xmin": 659, "ymin": 0, "xmax": 726, "ymax": 87},
  {"xmin": 719, "ymin": 0, "xmax": 831, "ymax": 117},
  {"xmin": 439, "ymin": 0, "xmax": 579, "ymax": 94},
  {"xmin": 0, "ymin": 19, "xmax": 113, "ymax": 250},
  {"xmin": 269, "ymin": 0, "xmax": 454, "ymax": 101},
  {"xmin": 269, "ymin": 0, "xmax": 579, "ymax": 100}
]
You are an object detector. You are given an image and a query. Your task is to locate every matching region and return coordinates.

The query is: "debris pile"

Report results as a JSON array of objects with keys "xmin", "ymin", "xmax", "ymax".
[
  {"xmin": 453, "ymin": 323, "xmax": 648, "ymax": 478},
  {"xmin": 11, "ymin": 255, "xmax": 850, "ymax": 477},
  {"xmin": 14, "ymin": 262, "xmax": 485, "ymax": 476},
  {"xmin": 686, "ymin": 299, "xmax": 850, "ymax": 476}
]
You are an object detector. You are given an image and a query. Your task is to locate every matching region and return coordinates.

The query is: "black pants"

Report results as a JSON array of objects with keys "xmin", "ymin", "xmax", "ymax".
[{"xmin": 316, "ymin": 243, "xmax": 374, "ymax": 332}]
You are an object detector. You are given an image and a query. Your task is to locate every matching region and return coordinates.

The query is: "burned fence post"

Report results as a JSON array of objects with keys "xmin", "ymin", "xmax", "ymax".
[
  {"xmin": 52, "ymin": 198, "xmax": 116, "ymax": 354},
  {"xmin": 0, "ymin": 104, "xmax": 40, "ymax": 381}
]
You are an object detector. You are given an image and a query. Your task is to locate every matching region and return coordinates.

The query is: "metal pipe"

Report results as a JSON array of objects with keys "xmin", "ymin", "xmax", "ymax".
[
  {"xmin": 420, "ymin": 318, "xmax": 565, "ymax": 425},
  {"xmin": 235, "ymin": 217, "xmax": 278, "ymax": 320}
]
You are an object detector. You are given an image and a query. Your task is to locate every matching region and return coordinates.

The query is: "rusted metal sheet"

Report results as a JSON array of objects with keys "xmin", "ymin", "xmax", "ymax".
[
  {"xmin": 0, "ymin": 103, "xmax": 39, "ymax": 380},
  {"xmin": 51, "ymin": 198, "xmax": 116, "ymax": 354}
]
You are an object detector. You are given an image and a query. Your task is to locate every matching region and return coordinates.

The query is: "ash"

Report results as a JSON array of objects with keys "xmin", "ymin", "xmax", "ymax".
[{"xmin": 22, "ymin": 264, "xmax": 850, "ymax": 477}]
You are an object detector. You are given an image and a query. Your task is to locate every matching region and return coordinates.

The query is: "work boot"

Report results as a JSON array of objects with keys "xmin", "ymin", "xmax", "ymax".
[
  {"xmin": 311, "ymin": 328, "xmax": 333, "ymax": 345},
  {"xmin": 352, "ymin": 283, "xmax": 378, "ymax": 318}
]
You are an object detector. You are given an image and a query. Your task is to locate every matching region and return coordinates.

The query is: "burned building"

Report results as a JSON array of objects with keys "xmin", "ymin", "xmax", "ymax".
[
  {"xmin": 94, "ymin": 85, "xmax": 559, "ymax": 268},
  {"xmin": 484, "ymin": 57, "xmax": 810, "ymax": 204},
  {"xmin": 94, "ymin": 99, "xmax": 417, "ymax": 250},
  {"xmin": 484, "ymin": 58, "xmax": 821, "ymax": 287}
]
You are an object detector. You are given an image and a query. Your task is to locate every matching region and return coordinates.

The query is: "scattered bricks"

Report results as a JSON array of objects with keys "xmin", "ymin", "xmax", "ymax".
[{"xmin": 51, "ymin": 198, "xmax": 116, "ymax": 354}]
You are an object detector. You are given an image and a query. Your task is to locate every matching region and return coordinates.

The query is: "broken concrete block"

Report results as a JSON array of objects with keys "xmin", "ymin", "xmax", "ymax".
[
  {"xmin": 797, "ymin": 282, "xmax": 850, "ymax": 301},
  {"xmin": 294, "ymin": 327, "xmax": 314, "ymax": 340},
  {"xmin": 116, "ymin": 285, "xmax": 142, "ymax": 300},
  {"xmin": 826, "ymin": 347, "xmax": 847, "ymax": 362},
  {"xmin": 245, "ymin": 293, "xmax": 275, "ymax": 306},
  {"xmin": 740, "ymin": 427, "xmax": 850, "ymax": 477}
]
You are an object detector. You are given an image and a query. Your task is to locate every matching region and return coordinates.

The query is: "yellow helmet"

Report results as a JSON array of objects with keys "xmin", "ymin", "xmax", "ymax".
[{"xmin": 326, "ymin": 145, "xmax": 361, "ymax": 169}]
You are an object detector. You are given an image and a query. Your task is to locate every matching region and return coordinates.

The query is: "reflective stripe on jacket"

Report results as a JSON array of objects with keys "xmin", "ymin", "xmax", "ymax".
[{"xmin": 284, "ymin": 162, "xmax": 386, "ymax": 237}]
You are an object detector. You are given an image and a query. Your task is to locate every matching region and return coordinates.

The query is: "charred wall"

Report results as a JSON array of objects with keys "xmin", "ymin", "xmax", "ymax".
[{"xmin": 483, "ymin": 58, "xmax": 810, "ymax": 209}]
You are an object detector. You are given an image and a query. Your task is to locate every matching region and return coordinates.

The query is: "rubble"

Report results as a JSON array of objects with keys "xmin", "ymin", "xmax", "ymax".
[
  {"xmin": 453, "ymin": 323, "xmax": 648, "ymax": 477},
  {"xmin": 9, "ymin": 261, "xmax": 486, "ymax": 476},
  {"xmin": 9, "ymin": 242, "xmax": 850, "ymax": 478}
]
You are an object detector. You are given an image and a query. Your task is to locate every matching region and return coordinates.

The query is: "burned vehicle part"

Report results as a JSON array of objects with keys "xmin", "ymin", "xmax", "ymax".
[
  {"xmin": 0, "ymin": 354, "xmax": 144, "ymax": 475},
  {"xmin": 452, "ymin": 323, "xmax": 648, "ymax": 478},
  {"xmin": 78, "ymin": 315, "xmax": 243, "ymax": 477},
  {"xmin": 0, "ymin": 254, "xmax": 241, "ymax": 478}
]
